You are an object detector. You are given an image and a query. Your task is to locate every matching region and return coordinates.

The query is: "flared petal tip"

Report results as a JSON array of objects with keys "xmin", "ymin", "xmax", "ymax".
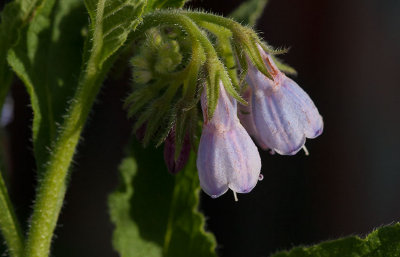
[
  {"xmin": 307, "ymin": 116, "xmax": 324, "ymax": 139},
  {"xmin": 273, "ymin": 136, "xmax": 307, "ymax": 156},
  {"xmin": 230, "ymin": 183, "xmax": 257, "ymax": 194},
  {"xmin": 201, "ymin": 183, "xmax": 229, "ymax": 199}
]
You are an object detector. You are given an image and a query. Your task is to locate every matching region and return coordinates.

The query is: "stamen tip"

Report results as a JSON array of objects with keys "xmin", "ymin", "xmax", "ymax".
[
  {"xmin": 302, "ymin": 145, "xmax": 309, "ymax": 156},
  {"xmin": 233, "ymin": 191, "xmax": 238, "ymax": 202}
]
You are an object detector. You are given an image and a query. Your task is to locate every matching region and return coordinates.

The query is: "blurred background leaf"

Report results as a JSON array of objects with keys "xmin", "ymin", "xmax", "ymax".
[
  {"xmin": 108, "ymin": 141, "xmax": 217, "ymax": 257},
  {"xmin": 0, "ymin": 0, "xmax": 45, "ymax": 120},
  {"xmin": 229, "ymin": 0, "xmax": 268, "ymax": 26},
  {"xmin": 7, "ymin": 0, "xmax": 87, "ymax": 171},
  {"xmin": 145, "ymin": 0, "xmax": 189, "ymax": 12}
]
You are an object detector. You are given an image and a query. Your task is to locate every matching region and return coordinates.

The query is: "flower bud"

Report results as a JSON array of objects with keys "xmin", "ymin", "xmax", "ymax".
[
  {"xmin": 241, "ymin": 45, "xmax": 323, "ymax": 155},
  {"xmin": 197, "ymin": 82, "xmax": 261, "ymax": 198},
  {"xmin": 164, "ymin": 128, "xmax": 191, "ymax": 174}
]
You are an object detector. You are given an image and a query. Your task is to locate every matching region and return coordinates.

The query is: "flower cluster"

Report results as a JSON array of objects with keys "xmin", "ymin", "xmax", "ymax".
[
  {"xmin": 127, "ymin": 11, "xmax": 323, "ymax": 199},
  {"xmin": 197, "ymin": 45, "xmax": 323, "ymax": 199}
]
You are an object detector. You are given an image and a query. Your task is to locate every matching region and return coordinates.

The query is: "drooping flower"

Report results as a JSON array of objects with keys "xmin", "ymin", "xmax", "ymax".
[
  {"xmin": 240, "ymin": 45, "xmax": 323, "ymax": 155},
  {"xmin": 164, "ymin": 128, "xmax": 191, "ymax": 174},
  {"xmin": 197, "ymin": 81, "xmax": 261, "ymax": 198}
]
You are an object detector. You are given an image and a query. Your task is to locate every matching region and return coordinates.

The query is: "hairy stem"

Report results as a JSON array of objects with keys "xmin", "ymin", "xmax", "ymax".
[{"xmin": 24, "ymin": 1, "xmax": 108, "ymax": 256}]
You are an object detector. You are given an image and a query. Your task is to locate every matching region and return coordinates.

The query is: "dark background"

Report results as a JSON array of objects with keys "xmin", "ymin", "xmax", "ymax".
[{"xmin": 2, "ymin": 0, "xmax": 400, "ymax": 256}]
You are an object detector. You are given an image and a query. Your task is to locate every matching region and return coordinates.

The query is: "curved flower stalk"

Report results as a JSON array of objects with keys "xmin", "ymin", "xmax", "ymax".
[
  {"xmin": 197, "ymin": 81, "xmax": 261, "ymax": 198},
  {"xmin": 240, "ymin": 45, "xmax": 323, "ymax": 155}
]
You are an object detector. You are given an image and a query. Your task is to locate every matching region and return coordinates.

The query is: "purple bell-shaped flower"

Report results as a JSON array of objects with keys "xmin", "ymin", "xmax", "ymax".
[
  {"xmin": 197, "ymin": 82, "xmax": 261, "ymax": 198},
  {"xmin": 240, "ymin": 45, "xmax": 323, "ymax": 155}
]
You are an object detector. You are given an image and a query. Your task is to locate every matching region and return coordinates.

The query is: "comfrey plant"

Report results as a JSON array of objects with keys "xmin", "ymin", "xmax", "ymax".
[
  {"xmin": 126, "ymin": 11, "xmax": 323, "ymax": 199},
  {"xmin": 1, "ymin": 0, "xmax": 399, "ymax": 257}
]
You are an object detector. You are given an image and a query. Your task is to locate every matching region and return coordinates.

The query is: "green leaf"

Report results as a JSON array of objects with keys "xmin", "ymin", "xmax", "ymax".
[
  {"xmin": 229, "ymin": 0, "xmax": 268, "ymax": 27},
  {"xmin": 108, "ymin": 141, "xmax": 217, "ymax": 257},
  {"xmin": 0, "ymin": 0, "xmax": 44, "ymax": 118},
  {"xmin": 7, "ymin": 0, "xmax": 87, "ymax": 170},
  {"xmin": 272, "ymin": 223, "xmax": 400, "ymax": 257},
  {"xmin": 84, "ymin": 0, "xmax": 145, "ymax": 69}
]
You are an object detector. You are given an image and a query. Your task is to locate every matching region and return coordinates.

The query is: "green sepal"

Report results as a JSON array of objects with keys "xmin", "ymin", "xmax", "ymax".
[
  {"xmin": 272, "ymin": 56, "xmax": 297, "ymax": 76},
  {"xmin": 134, "ymin": 82, "xmax": 180, "ymax": 146},
  {"xmin": 205, "ymin": 63, "xmax": 219, "ymax": 120},
  {"xmin": 173, "ymin": 99, "xmax": 199, "ymax": 160},
  {"xmin": 232, "ymin": 41, "xmax": 249, "ymax": 91},
  {"xmin": 239, "ymin": 31, "xmax": 272, "ymax": 79},
  {"xmin": 220, "ymin": 72, "xmax": 246, "ymax": 105},
  {"xmin": 198, "ymin": 21, "xmax": 241, "ymax": 92}
]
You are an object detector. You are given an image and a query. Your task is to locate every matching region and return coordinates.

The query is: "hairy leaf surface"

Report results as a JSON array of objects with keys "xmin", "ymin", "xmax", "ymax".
[{"xmin": 272, "ymin": 223, "xmax": 400, "ymax": 257}]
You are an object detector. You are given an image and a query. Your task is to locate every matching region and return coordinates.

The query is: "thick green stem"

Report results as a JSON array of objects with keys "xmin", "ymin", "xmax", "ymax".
[
  {"xmin": 23, "ymin": 4, "xmax": 107, "ymax": 256},
  {"xmin": 0, "ymin": 169, "xmax": 24, "ymax": 257},
  {"xmin": 24, "ymin": 66, "xmax": 101, "ymax": 257}
]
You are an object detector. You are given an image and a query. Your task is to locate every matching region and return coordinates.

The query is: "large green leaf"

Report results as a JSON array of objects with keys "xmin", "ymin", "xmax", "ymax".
[
  {"xmin": 7, "ymin": 0, "xmax": 87, "ymax": 170},
  {"xmin": 109, "ymin": 141, "xmax": 217, "ymax": 257},
  {"xmin": 272, "ymin": 223, "xmax": 400, "ymax": 257},
  {"xmin": 229, "ymin": 0, "xmax": 268, "ymax": 27},
  {"xmin": 0, "ymin": 0, "xmax": 44, "ymax": 117},
  {"xmin": 84, "ymin": 0, "xmax": 146, "ymax": 68}
]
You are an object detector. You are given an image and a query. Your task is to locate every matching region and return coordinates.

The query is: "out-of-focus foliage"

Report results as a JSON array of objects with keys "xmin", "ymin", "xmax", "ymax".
[
  {"xmin": 229, "ymin": 0, "xmax": 268, "ymax": 27},
  {"xmin": 108, "ymin": 141, "xmax": 217, "ymax": 257},
  {"xmin": 0, "ymin": 0, "xmax": 44, "ymax": 119},
  {"xmin": 145, "ymin": 0, "xmax": 188, "ymax": 12},
  {"xmin": 7, "ymin": 0, "xmax": 87, "ymax": 171}
]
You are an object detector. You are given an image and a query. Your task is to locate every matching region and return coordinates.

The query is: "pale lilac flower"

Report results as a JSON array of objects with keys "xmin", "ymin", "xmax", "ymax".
[
  {"xmin": 197, "ymin": 82, "xmax": 261, "ymax": 198},
  {"xmin": 164, "ymin": 128, "xmax": 191, "ymax": 174},
  {"xmin": 240, "ymin": 45, "xmax": 323, "ymax": 155}
]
